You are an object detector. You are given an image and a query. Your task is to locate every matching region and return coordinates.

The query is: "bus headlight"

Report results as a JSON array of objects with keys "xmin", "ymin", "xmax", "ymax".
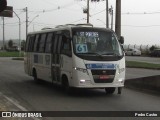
[{"xmin": 74, "ymin": 67, "xmax": 88, "ymax": 74}]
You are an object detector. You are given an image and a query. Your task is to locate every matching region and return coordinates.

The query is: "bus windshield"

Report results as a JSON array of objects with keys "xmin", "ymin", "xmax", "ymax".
[{"xmin": 72, "ymin": 29, "xmax": 123, "ymax": 57}]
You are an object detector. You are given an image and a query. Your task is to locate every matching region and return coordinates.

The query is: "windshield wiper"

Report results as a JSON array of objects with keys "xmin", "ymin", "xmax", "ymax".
[
  {"xmin": 101, "ymin": 52, "xmax": 120, "ymax": 56},
  {"xmin": 79, "ymin": 52, "xmax": 103, "ymax": 58},
  {"xmin": 79, "ymin": 52, "xmax": 121, "ymax": 57}
]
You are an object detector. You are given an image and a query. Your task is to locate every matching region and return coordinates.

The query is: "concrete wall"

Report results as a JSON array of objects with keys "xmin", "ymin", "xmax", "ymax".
[{"xmin": 125, "ymin": 75, "xmax": 160, "ymax": 93}]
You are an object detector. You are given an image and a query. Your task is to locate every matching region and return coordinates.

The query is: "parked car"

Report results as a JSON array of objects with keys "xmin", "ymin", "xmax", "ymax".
[
  {"xmin": 150, "ymin": 49, "xmax": 160, "ymax": 57},
  {"xmin": 125, "ymin": 48, "xmax": 141, "ymax": 56}
]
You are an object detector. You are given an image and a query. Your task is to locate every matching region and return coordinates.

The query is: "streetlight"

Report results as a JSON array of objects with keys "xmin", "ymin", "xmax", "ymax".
[
  {"xmin": 28, "ymin": 15, "xmax": 39, "ymax": 26},
  {"xmin": 6, "ymin": 10, "xmax": 21, "ymax": 57},
  {"xmin": 26, "ymin": 15, "xmax": 39, "ymax": 32}
]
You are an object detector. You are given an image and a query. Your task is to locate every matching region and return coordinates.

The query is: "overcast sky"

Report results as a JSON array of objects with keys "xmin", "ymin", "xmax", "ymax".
[{"xmin": 0, "ymin": 0, "xmax": 160, "ymax": 46}]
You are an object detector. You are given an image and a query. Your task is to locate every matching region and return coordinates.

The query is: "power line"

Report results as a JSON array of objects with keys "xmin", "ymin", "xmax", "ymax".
[
  {"xmin": 122, "ymin": 24, "xmax": 160, "ymax": 28},
  {"xmin": 70, "ymin": 18, "xmax": 86, "ymax": 23},
  {"xmin": 122, "ymin": 11, "xmax": 160, "ymax": 15},
  {"xmin": 90, "ymin": 9, "xmax": 106, "ymax": 16},
  {"xmin": 39, "ymin": 0, "xmax": 59, "ymax": 6},
  {"xmin": 0, "ymin": 21, "xmax": 25, "ymax": 26},
  {"xmin": 32, "ymin": 22, "xmax": 55, "ymax": 26},
  {"xmin": 68, "ymin": 8, "xmax": 106, "ymax": 24},
  {"xmin": 24, "ymin": 1, "xmax": 77, "ymax": 14}
]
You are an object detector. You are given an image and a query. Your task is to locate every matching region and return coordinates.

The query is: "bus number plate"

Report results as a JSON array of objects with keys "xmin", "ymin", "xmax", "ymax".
[{"xmin": 99, "ymin": 75, "xmax": 109, "ymax": 80}]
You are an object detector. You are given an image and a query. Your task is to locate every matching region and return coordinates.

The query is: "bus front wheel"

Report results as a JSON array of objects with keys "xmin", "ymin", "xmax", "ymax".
[
  {"xmin": 105, "ymin": 87, "xmax": 116, "ymax": 94},
  {"xmin": 62, "ymin": 76, "xmax": 72, "ymax": 94},
  {"xmin": 33, "ymin": 69, "xmax": 38, "ymax": 82}
]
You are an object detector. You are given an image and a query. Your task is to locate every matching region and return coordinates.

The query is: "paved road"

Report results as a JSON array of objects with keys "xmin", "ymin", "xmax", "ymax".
[
  {"xmin": 126, "ymin": 56, "xmax": 160, "ymax": 64},
  {"xmin": 0, "ymin": 58, "xmax": 160, "ymax": 120},
  {"xmin": 126, "ymin": 68, "xmax": 160, "ymax": 79},
  {"xmin": 125, "ymin": 56, "xmax": 160, "ymax": 79}
]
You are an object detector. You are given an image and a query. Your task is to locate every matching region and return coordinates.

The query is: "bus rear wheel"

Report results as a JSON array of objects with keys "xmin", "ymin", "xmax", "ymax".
[{"xmin": 105, "ymin": 87, "xmax": 115, "ymax": 94}]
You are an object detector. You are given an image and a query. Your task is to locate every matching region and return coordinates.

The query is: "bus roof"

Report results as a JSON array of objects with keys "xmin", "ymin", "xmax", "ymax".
[{"xmin": 27, "ymin": 23, "xmax": 113, "ymax": 35}]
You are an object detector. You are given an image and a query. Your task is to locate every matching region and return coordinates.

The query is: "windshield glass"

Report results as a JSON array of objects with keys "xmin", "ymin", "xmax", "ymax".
[{"xmin": 72, "ymin": 30, "xmax": 123, "ymax": 56}]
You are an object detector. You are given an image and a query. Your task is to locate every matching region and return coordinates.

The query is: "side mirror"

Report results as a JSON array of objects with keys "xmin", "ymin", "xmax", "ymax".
[{"xmin": 119, "ymin": 36, "xmax": 124, "ymax": 44}]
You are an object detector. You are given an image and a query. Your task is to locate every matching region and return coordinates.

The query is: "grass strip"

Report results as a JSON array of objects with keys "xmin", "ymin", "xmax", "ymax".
[
  {"xmin": 0, "ymin": 52, "xmax": 24, "ymax": 57},
  {"xmin": 126, "ymin": 61, "xmax": 160, "ymax": 70}
]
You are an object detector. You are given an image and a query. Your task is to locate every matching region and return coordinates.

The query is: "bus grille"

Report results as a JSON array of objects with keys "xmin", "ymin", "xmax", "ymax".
[{"xmin": 91, "ymin": 70, "xmax": 116, "ymax": 83}]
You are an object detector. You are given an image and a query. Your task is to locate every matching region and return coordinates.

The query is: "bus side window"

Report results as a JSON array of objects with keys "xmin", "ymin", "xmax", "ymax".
[
  {"xmin": 57, "ymin": 35, "xmax": 62, "ymax": 54},
  {"xmin": 28, "ymin": 35, "xmax": 35, "ymax": 52},
  {"xmin": 52, "ymin": 35, "xmax": 57, "ymax": 63},
  {"xmin": 38, "ymin": 34, "xmax": 47, "ymax": 52},
  {"xmin": 33, "ymin": 34, "xmax": 40, "ymax": 52},
  {"xmin": 25, "ymin": 35, "xmax": 30, "ymax": 52},
  {"xmin": 45, "ymin": 33, "xmax": 53, "ymax": 53},
  {"xmin": 61, "ymin": 35, "xmax": 71, "ymax": 56},
  {"xmin": 53, "ymin": 35, "xmax": 58, "ymax": 54}
]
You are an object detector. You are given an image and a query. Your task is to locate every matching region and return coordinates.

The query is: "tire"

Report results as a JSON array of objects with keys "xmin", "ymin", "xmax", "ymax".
[
  {"xmin": 118, "ymin": 87, "xmax": 122, "ymax": 94},
  {"xmin": 62, "ymin": 76, "xmax": 72, "ymax": 94},
  {"xmin": 33, "ymin": 69, "xmax": 39, "ymax": 82},
  {"xmin": 105, "ymin": 87, "xmax": 116, "ymax": 94}
]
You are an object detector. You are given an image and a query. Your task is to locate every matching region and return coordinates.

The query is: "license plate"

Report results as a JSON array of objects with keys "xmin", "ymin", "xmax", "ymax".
[{"xmin": 99, "ymin": 75, "xmax": 109, "ymax": 79}]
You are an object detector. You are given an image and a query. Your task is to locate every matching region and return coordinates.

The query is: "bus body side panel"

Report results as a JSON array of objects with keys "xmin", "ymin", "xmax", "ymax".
[
  {"xmin": 60, "ymin": 54, "xmax": 73, "ymax": 84},
  {"xmin": 24, "ymin": 52, "xmax": 33, "ymax": 76},
  {"xmin": 32, "ymin": 53, "xmax": 52, "ymax": 82},
  {"xmin": 24, "ymin": 52, "xmax": 29, "ymax": 75}
]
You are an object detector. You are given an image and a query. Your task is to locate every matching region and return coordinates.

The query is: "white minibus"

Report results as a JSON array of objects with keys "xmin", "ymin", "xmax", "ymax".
[{"xmin": 24, "ymin": 24, "xmax": 125, "ymax": 94}]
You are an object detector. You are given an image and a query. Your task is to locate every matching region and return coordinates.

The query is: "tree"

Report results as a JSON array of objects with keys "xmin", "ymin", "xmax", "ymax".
[
  {"xmin": 149, "ymin": 45, "xmax": 157, "ymax": 51},
  {"xmin": 1, "ymin": 45, "xmax": 7, "ymax": 50},
  {"xmin": 8, "ymin": 40, "xmax": 13, "ymax": 48}
]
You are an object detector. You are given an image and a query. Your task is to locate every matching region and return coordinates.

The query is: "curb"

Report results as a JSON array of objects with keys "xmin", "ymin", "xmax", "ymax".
[{"xmin": 12, "ymin": 57, "xmax": 24, "ymax": 61}]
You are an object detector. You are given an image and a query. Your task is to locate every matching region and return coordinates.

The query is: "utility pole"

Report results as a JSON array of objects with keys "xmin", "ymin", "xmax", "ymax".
[
  {"xmin": 2, "ymin": 17, "xmax": 5, "ymax": 50},
  {"xmin": 115, "ymin": 0, "xmax": 121, "ymax": 39},
  {"xmin": 111, "ymin": 6, "xmax": 113, "ymax": 30},
  {"xmin": 87, "ymin": 0, "xmax": 89, "ymax": 23},
  {"xmin": 25, "ymin": 7, "xmax": 28, "ymax": 39},
  {"xmin": 106, "ymin": 0, "xmax": 109, "ymax": 28},
  {"xmin": 109, "ymin": 6, "xmax": 113, "ymax": 30}
]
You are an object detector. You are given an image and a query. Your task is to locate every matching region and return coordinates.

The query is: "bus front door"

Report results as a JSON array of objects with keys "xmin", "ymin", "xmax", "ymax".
[{"xmin": 52, "ymin": 35, "xmax": 62, "ymax": 83}]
